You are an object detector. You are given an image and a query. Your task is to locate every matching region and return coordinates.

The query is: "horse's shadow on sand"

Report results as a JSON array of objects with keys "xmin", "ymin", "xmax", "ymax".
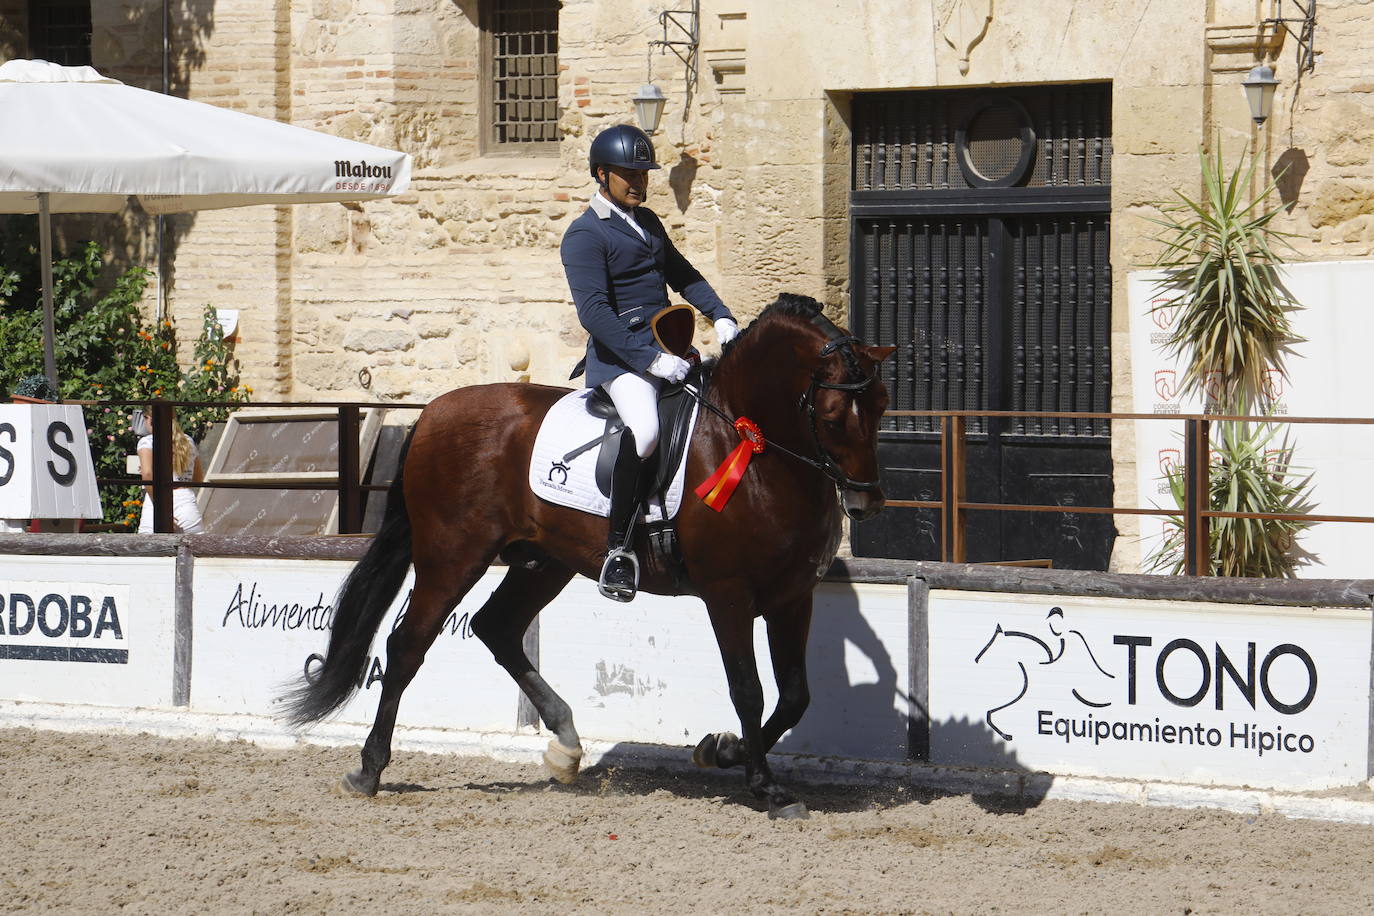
[{"xmin": 380, "ymin": 748, "xmax": 1047, "ymax": 818}]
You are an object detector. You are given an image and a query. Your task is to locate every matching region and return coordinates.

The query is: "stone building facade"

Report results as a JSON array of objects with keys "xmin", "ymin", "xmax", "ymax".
[{"xmin": 1, "ymin": 0, "xmax": 1369, "ymax": 569}]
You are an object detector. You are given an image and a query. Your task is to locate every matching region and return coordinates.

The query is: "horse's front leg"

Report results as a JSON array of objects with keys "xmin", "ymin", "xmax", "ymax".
[
  {"xmin": 759, "ymin": 596, "xmax": 813, "ymax": 751},
  {"xmin": 701, "ymin": 596, "xmax": 808, "ymax": 819}
]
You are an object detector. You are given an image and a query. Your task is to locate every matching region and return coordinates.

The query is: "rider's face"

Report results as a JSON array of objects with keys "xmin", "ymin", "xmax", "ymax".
[{"xmin": 599, "ymin": 165, "xmax": 649, "ymax": 209}]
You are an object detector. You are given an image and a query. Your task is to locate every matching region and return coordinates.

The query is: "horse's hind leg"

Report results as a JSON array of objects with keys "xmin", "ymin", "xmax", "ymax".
[
  {"xmin": 469, "ymin": 561, "xmax": 583, "ymax": 783},
  {"xmin": 344, "ymin": 554, "xmax": 497, "ymax": 796}
]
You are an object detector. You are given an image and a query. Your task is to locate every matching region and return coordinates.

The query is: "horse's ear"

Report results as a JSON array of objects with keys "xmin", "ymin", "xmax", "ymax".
[{"xmin": 861, "ymin": 345, "xmax": 897, "ymax": 363}]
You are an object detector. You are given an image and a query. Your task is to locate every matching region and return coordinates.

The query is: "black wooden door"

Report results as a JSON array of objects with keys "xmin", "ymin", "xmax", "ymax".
[{"xmin": 849, "ymin": 85, "xmax": 1115, "ymax": 569}]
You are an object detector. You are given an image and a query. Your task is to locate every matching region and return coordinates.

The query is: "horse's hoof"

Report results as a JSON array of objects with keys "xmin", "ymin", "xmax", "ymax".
[
  {"xmin": 692, "ymin": 731, "xmax": 738, "ymax": 769},
  {"xmin": 692, "ymin": 733, "xmax": 719, "ymax": 768},
  {"xmin": 340, "ymin": 769, "xmax": 378, "ymax": 797},
  {"xmin": 768, "ymin": 800, "xmax": 809, "ymax": 821},
  {"xmin": 544, "ymin": 740, "xmax": 583, "ymax": 784}
]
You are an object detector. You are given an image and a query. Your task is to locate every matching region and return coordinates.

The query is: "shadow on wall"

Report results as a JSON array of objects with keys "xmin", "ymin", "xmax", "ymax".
[
  {"xmin": 542, "ymin": 583, "xmax": 1048, "ymax": 814},
  {"xmin": 669, "ymin": 153, "xmax": 698, "ymax": 213},
  {"xmin": 1273, "ymin": 147, "xmax": 1310, "ymax": 213},
  {"xmin": 773, "ymin": 582, "xmax": 907, "ymax": 761}
]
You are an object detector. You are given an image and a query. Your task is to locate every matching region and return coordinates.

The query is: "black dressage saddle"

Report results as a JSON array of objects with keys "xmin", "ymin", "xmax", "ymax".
[{"xmin": 577, "ymin": 364, "xmax": 705, "ymax": 506}]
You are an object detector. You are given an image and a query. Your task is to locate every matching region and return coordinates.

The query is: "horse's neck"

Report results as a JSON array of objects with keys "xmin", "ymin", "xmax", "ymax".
[{"xmin": 713, "ymin": 325, "xmax": 818, "ymax": 448}]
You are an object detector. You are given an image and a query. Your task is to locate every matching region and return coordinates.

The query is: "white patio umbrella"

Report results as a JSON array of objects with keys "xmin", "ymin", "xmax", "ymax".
[{"xmin": 0, "ymin": 58, "xmax": 413, "ymax": 386}]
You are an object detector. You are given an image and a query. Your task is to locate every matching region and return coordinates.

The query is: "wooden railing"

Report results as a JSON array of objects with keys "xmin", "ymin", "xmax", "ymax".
[
  {"xmin": 88, "ymin": 401, "xmax": 1374, "ymax": 576},
  {"xmin": 92, "ymin": 399, "xmax": 424, "ymax": 536},
  {"xmin": 885, "ymin": 409, "xmax": 1374, "ymax": 576}
]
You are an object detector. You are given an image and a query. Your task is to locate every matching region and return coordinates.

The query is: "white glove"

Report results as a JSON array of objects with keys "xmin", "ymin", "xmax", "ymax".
[
  {"xmin": 715, "ymin": 318, "xmax": 739, "ymax": 345},
  {"xmin": 648, "ymin": 351, "xmax": 691, "ymax": 384}
]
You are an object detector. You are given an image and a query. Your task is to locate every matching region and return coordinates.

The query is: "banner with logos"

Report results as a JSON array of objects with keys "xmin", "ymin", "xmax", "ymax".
[
  {"xmin": 0, "ymin": 555, "xmax": 176, "ymax": 706},
  {"xmin": 927, "ymin": 589, "xmax": 1371, "ymax": 790},
  {"xmin": 538, "ymin": 580, "xmax": 911, "ymax": 759},
  {"xmin": 1129, "ymin": 262, "xmax": 1374, "ymax": 578},
  {"xmin": 189, "ymin": 558, "xmax": 519, "ymax": 731}
]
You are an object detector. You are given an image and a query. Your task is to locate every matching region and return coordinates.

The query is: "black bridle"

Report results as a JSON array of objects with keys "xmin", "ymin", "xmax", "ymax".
[
  {"xmin": 796, "ymin": 313, "xmax": 884, "ymax": 494},
  {"xmin": 685, "ymin": 312, "xmax": 884, "ymax": 495}
]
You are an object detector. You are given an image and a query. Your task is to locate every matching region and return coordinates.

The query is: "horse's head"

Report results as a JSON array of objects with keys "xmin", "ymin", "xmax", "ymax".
[
  {"xmin": 722, "ymin": 293, "xmax": 895, "ymax": 521},
  {"xmin": 802, "ymin": 321, "xmax": 895, "ymax": 521}
]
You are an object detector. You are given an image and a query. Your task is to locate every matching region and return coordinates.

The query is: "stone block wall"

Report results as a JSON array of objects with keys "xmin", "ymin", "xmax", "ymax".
[{"xmin": 4, "ymin": 0, "xmax": 1374, "ymax": 569}]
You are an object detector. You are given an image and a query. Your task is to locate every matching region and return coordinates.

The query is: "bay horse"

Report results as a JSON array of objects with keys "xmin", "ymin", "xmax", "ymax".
[{"xmin": 284, "ymin": 292, "xmax": 894, "ymax": 818}]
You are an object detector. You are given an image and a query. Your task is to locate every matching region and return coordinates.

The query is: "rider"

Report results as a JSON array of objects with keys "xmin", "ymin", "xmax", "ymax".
[{"xmin": 561, "ymin": 123, "xmax": 738, "ymax": 602}]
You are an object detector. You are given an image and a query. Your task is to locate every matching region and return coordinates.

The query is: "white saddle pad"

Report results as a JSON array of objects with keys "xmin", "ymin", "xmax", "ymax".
[{"xmin": 529, "ymin": 388, "xmax": 698, "ymax": 521}]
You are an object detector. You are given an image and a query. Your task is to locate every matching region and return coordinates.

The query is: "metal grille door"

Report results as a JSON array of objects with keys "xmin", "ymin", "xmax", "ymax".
[
  {"xmin": 861, "ymin": 218, "xmax": 987, "ymax": 434},
  {"xmin": 1010, "ymin": 215, "xmax": 1112, "ymax": 438},
  {"xmin": 851, "ymin": 84, "xmax": 1114, "ymax": 569}
]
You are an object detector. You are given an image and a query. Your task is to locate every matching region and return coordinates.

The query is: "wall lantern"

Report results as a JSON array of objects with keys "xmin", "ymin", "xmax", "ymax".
[
  {"xmin": 634, "ymin": 0, "xmax": 699, "ymax": 132},
  {"xmin": 1242, "ymin": 63, "xmax": 1279, "ymax": 126},
  {"xmin": 633, "ymin": 83, "xmax": 667, "ymax": 135}
]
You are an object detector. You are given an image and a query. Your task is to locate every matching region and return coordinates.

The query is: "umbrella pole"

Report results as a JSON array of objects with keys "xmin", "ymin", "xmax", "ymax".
[{"xmin": 38, "ymin": 192, "xmax": 59, "ymax": 390}]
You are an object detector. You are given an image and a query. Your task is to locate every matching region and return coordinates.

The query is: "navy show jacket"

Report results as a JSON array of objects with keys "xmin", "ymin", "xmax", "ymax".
[{"xmin": 560, "ymin": 196, "xmax": 733, "ymax": 388}]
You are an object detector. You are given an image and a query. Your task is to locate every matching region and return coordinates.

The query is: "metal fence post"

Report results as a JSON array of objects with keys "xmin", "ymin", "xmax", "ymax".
[
  {"xmin": 150, "ymin": 400, "xmax": 175, "ymax": 533},
  {"xmin": 1184, "ymin": 417, "xmax": 1211, "ymax": 576},
  {"xmin": 941, "ymin": 414, "xmax": 967, "ymax": 563},
  {"xmin": 337, "ymin": 405, "xmax": 363, "ymax": 534}
]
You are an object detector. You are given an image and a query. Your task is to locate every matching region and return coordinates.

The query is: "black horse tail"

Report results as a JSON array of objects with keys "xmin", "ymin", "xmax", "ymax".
[{"xmin": 282, "ymin": 429, "xmax": 415, "ymax": 727}]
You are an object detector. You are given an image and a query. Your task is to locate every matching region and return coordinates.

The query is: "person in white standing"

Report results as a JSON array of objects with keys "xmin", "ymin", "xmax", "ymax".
[{"xmin": 134, "ymin": 409, "xmax": 206, "ymax": 534}]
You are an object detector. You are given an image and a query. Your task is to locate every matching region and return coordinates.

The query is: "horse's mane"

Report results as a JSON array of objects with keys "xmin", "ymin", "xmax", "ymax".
[
  {"xmin": 707, "ymin": 293, "xmax": 825, "ymax": 374},
  {"xmin": 709, "ymin": 293, "xmax": 861, "ymax": 381}
]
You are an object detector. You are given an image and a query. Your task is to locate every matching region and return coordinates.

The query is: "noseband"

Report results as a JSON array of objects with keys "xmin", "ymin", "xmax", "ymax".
[{"xmin": 798, "ymin": 313, "xmax": 884, "ymax": 494}]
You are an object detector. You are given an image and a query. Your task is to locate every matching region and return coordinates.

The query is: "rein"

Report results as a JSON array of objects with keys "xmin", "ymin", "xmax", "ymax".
[{"xmin": 681, "ymin": 313, "xmax": 883, "ymax": 494}]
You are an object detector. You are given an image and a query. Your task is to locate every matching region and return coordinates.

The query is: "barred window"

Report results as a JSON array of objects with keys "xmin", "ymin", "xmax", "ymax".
[
  {"xmin": 485, "ymin": 0, "xmax": 559, "ymax": 150},
  {"xmin": 29, "ymin": 0, "xmax": 92, "ymax": 67}
]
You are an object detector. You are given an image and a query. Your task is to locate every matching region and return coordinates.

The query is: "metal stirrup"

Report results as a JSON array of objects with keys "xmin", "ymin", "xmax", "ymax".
[{"xmin": 598, "ymin": 547, "xmax": 640, "ymax": 601}]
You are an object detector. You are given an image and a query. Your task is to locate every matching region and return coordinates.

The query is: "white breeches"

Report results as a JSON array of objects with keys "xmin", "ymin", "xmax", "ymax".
[{"xmin": 603, "ymin": 371, "xmax": 661, "ymax": 458}]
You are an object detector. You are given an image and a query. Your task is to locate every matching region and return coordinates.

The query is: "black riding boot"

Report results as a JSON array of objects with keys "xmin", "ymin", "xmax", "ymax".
[{"xmin": 599, "ymin": 429, "xmax": 644, "ymax": 602}]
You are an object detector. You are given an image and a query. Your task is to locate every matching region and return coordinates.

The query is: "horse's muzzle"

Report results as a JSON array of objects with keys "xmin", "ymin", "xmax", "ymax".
[{"xmin": 842, "ymin": 488, "xmax": 885, "ymax": 521}]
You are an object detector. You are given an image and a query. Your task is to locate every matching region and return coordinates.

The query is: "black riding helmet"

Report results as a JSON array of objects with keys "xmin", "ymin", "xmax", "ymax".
[{"xmin": 588, "ymin": 124, "xmax": 661, "ymax": 182}]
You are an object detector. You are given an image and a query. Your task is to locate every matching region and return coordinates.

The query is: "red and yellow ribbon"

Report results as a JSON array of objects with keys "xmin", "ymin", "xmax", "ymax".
[{"xmin": 695, "ymin": 417, "xmax": 766, "ymax": 512}]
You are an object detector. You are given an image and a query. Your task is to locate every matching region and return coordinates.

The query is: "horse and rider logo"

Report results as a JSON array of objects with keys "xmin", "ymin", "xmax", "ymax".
[{"xmin": 973, "ymin": 607, "xmax": 1116, "ymax": 741}]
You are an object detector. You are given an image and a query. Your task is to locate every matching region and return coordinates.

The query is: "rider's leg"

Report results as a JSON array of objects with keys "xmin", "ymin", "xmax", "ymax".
[
  {"xmin": 599, "ymin": 371, "xmax": 660, "ymax": 600},
  {"xmin": 604, "ymin": 370, "xmax": 660, "ymax": 459}
]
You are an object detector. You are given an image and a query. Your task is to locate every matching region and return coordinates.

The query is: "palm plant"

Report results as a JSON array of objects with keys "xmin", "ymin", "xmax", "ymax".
[
  {"xmin": 1146, "ymin": 421, "xmax": 1314, "ymax": 577},
  {"xmin": 1146, "ymin": 145, "xmax": 1313, "ymax": 576},
  {"xmin": 1149, "ymin": 145, "xmax": 1298, "ymax": 412}
]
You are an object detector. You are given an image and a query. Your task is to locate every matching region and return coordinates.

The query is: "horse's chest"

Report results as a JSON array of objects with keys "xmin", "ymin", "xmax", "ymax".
[{"xmin": 775, "ymin": 498, "xmax": 842, "ymax": 585}]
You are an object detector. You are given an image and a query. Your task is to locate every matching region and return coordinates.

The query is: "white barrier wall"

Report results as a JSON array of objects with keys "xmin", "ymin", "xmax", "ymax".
[
  {"xmin": 190, "ymin": 558, "xmax": 519, "ymax": 731},
  {"xmin": 0, "ymin": 555, "xmax": 176, "ymax": 707},
  {"xmin": 926, "ymin": 589, "xmax": 1372, "ymax": 790},
  {"xmin": 5, "ymin": 543, "xmax": 1370, "ymax": 795},
  {"xmin": 538, "ymin": 580, "xmax": 911, "ymax": 760}
]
